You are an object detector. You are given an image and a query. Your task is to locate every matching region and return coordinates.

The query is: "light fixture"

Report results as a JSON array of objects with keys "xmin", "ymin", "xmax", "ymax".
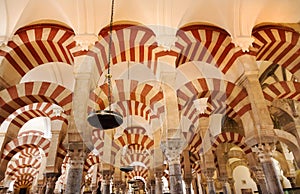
[
  {"xmin": 120, "ymin": 166, "xmax": 134, "ymax": 173},
  {"xmin": 87, "ymin": 0, "xmax": 123, "ymax": 130}
]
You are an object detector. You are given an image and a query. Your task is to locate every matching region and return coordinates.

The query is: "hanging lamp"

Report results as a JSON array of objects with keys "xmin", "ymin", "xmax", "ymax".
[{"xmin": 87, "ymin": 0, "xmax": 123, "ymax": 130}]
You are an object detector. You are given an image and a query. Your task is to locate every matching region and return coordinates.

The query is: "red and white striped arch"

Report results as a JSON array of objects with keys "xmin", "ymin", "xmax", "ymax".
[
  {"xmin": 189, "ymin": 152, "xmax": 201, "ymax": 173},
  {"xmin": 0, "ymin": 81, "xmax": 73, "ymax": 124},
  {"xmin": 211, "ymin": 132, "xmax": 252, "ymax": 154},
  {"xmin": 120, "ymin": 144, "xmax": 151, "ymax": 167},
  {"xmin": 188, "ymin": 133, "xmax": 202, "ymax": 154},
  {"xmin": 0, "ymin": 23, "xmax": 76, "ymax": 86},
  {"xmin": 11, "ymin": 167, "xmax": 39, "ymax": 181},
  {"xmin": 115, "ymin": 131, "xmax": 154, "ymax": 151},
  {"xmin": 125, "ymin": 127, "xmax": 147, "ymax": 135},
  {"xmin": 252, "ymin": 25, "xmax": 300, "ymax": 78},
  {"xmin": 4, "ymin": 102, "xmax": 68, "ymax": 133},
  {"xmin": 175, "ymin": 25, "xmax": 244, "ymax": 74},
  {"xmin": 177, "ymin": 78, "xmax": 251, "ymax": 122},
  {"xmin": 127, "ymin": 166, "xmax": 149, "ymax": 180},
  {"xmin": 263, "ymin": 81, "xmax": 300, "ymax": 103},
  {"xmin": 18, "ymin": 147, "xmax": 41, "ymax": 158},
  {"xmin": 2, "ymin": 135, "xmax": 51, "ymax": 161},
  {"xmin": 56, "ymin": 144, "xmax": 67, "ymax": 164},
  {"xmin": 89, "ymin": 80, "xmax": 164, "ymax": 115},
  {"xmin": 13, "ymin": 174, "xmax": 34, "ymax": 189},
  {"xmin": 6, "ymin": 157, "xmax": 41, "ymax": 177},
  {"xmin": 84, "ymin": 154, "xmax": 101, "ymax": 172},
  {"xmin": 94, "ymin": 24, "xmax": 157, "ymax": 76}
]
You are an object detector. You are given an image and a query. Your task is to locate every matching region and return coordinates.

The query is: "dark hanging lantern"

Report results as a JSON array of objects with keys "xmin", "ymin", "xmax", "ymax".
[
  {"xmin": 87, "ymin": 0, "xmax": 123, "ymax": 130},
  {"xmin": 120, "ymin": 166, "xmax": 134, "ymax": 173}
]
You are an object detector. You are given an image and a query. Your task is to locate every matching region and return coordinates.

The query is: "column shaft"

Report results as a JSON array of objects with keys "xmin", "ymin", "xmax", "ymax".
[
  {"xmin": 169, "ymin": 163, "xmax": 183, "ymax": 194},
  {"xmin": 45, "ymin": 173, "xmax": 59, "ymax": 194},
  {"xmin": 155, "ymin": 172, "xmax": 163, "ymax": 194},
  {"xmin": 65, "ymin": 149, "xmax": 86, "ymax": 194}
]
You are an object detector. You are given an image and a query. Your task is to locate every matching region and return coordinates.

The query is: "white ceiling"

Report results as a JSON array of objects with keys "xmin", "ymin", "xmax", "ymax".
[{"xmin": 1, "ymin": 0, "xmax": 300, "ymax": 43}]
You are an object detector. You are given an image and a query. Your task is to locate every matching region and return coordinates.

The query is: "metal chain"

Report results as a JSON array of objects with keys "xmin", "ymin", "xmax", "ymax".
[{"xmin": 107, "ymin": 0, "xmax": 115, "ymax": 111}]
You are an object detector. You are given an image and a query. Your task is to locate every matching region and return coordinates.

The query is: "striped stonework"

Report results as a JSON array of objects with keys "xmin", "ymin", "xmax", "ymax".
[
  {"xmin": 84, "ymin": 154, "xmax": 101, "ymax": 172},
  {"xmin": 175, "ymin": 25, "xmax": 244, "ymax": 74},
  {"xmin": 115, "ymin": 131, "xmax": 154, "ymax": 151},
  {"xmin": 73, "ymin": 24, "xmax": 158, "ymax": 77},
  {"xmin": 263, "ymin": 81, "xmax": 300, "ymax": 103},
  {"xmin": 13, "ymin": 174, "xmax": 34, "ymax": 188},
  {"xmin": 177, "ymin": 78, "xmax": 251, "ymax": 125},
  {"xmin": 6, "ymin": 157, "xmax": 41, "ymax": 177},
  {"xmin": 2, "ymin": 135, "xmax": 51, "ymax": 161},
  {"xmin": 0, "ymin": 23, "xmax": 76, "ymax": 86},
  {"xmin": 120, "ymin": 144, "xmax": 151, "ymax": 167},
  {"xmin": 11, "ymin": 167, "xmax": 39, "ymax": 181},
  {"xmin": 188, "ymin": 133, "xmax": 202, "ymax": 154},
  {"xmin": 126, "ymin": 166, "xmax": 149, "ymax": 180},
  {"xmin": 0, "ymin": 82, "xmax": 73, "ymax": 124},
  {"xmin": 252, "ymin": 25, "xmax": 300, "ymax": 77},
  {"xmin": 88, "ymin": 80, "xmax": 164, "ymax": 115},
  {"xmin": 211, "ymin": 132, "xmax": 252, "ymax": 154},
  {"xmin": 18, "ymin": 147, "xmax": 41, "ymax": 158}
]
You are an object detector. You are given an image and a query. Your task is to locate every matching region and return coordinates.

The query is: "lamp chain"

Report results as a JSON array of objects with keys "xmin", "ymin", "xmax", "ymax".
[{"xmin": 107, "ymin": 0, "xmax": 115, "ymax": 111}]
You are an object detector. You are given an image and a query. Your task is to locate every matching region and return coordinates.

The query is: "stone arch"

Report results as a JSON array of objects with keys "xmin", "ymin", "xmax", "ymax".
[
  {"xmin": 0, "ymin": 23, "xmax": 75, "ymax": 86},
  {"xmin": 252, "ymin": 25, "xmax": 300, "ymax": 79}
]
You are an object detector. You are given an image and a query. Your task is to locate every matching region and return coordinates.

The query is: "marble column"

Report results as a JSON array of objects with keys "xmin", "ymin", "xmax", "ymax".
[
  {"xmin": 255, "ymin": 143, "xmax": 283, "ymax": 194},
  {"xmin": 65, "ymin": 148, "xmax": 86, "ymax": 194},
  {"xmin": 113, "ymin": 180, "xmax": 123, "ymax": 194},
  {"xmin": 155, "ymin": 170, "xmax": 163, "ymax": 194},
  {"xmin": 200, "ymin": 180, "xmax": 207, "ymax": 194},
  {"xmin": 251, "ymin": 166, "xmax": 268, "ymax": 194},
  {"xmin": 182, "ymin": 149, "xmax": 192, "ymax": 194},
  {"xmin": 102, "ymin": 170, "xmax": 113, "ymax": 194},
  {"xmin": 37, "ymin": 180, "xmax": 45, "ymax": 194},
  {"xmin": 161, "ymin": 138, "xmax": 184, "ymax": 194},
  {"xmin": 228, "ymin": 178, "xmax": 235, "ymax": 194},
  {"xmin": 184, "ymin": 177, "xmax": 193, "ymax": 194},
  {"xmin": 45, "ymin": 172, "xmax": 60, "ymax": 194},
  {"xmin": 203, "ymin": 168, "xmax": 216, "ymax": 194},
  {"xmin": 191, "ymin": 175, "xmax": 199, "ymax": 194},
  {"xmin": 219, "ymin": 179, "xmax": 230, "ymax": 194},
  {"xmin": 150, "ymin": 179, "xmax": 155, "ymax": 194}
]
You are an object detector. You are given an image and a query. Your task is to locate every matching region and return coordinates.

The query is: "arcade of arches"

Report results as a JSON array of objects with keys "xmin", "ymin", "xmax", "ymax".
[{"xmin": 1, "ymin": 0, "xmax": 300, "ymax": 194}]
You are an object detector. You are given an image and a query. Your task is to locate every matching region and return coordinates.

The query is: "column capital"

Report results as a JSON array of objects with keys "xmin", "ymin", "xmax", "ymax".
[
  {"xmin": 252, "ymin": 143, "xmax": 275, "ymax": 162},
  {"xmin": 73, "ymin": 34, "xmax": 98, "ymax": 51},
  {"xmin": 68, "ymin": 148, "xmax": 87, "ymax": 168},
  {"xmin": 161, "ymin": 138, "xmax": 185, "ymax": 164},
  {"xmin": 202, "ymin": 168, "xmax": 216, "ymax": 180},
  {"xmin": 231, "ymin": 36, "xmax": 255, "ymax": 52}
]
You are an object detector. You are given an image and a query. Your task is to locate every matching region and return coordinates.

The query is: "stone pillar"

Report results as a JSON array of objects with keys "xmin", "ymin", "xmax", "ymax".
[
  {"xmin": 113, "ymin": 181, "xmax": 123, "ymax": 194},
  {"xmin": 203, "ymin": 168, "xmax": 216, "ymax": 194},
  {"xmin": 218, "ymin": 179, "xmax": 230, "ymax": 194},
  {"xmin": 155, "ymin": 170, "xmax": 163, "ymax": 194},
  {"xmin": 45, "ymin": 172, "xmax": 60, "ymax": 194},
  {"xmin": 191, "ymin": 174, "xmax": 199, "ymax": 194},
  {"xmin": 101, "ymin": 169, "xmax": 113, "ymax": 194},
  {"xmin": 65, "ymin": 148, "xmax": 86, "ymax": 194},
  {"xmin": 184, "ymin": 177, "xmax": 193, "ymax": 194},
  {"xmin": 150, "ymin": 179, "xmax": 156, "ymax": 194},
  {"xmin": 182, "ymin": 149, "xmax": 192, "ymax": 194},
  {"xmin": 228, "ymin": 178, "xmax": 235, "ymax": 194},
  {"xmin": 254, "ymin": 143, "xmax": 283, "ymax": 194},
  {"xmin": 37, "ymin": 179, "xmax": 46, "ymax": 194},
  {"xmin": 161, "ymin": 138, "xmax": 184, "ymax": 194},
  {"xmin": 251, "ymin": 166, "xmax": 268, "ymax": 194}
]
